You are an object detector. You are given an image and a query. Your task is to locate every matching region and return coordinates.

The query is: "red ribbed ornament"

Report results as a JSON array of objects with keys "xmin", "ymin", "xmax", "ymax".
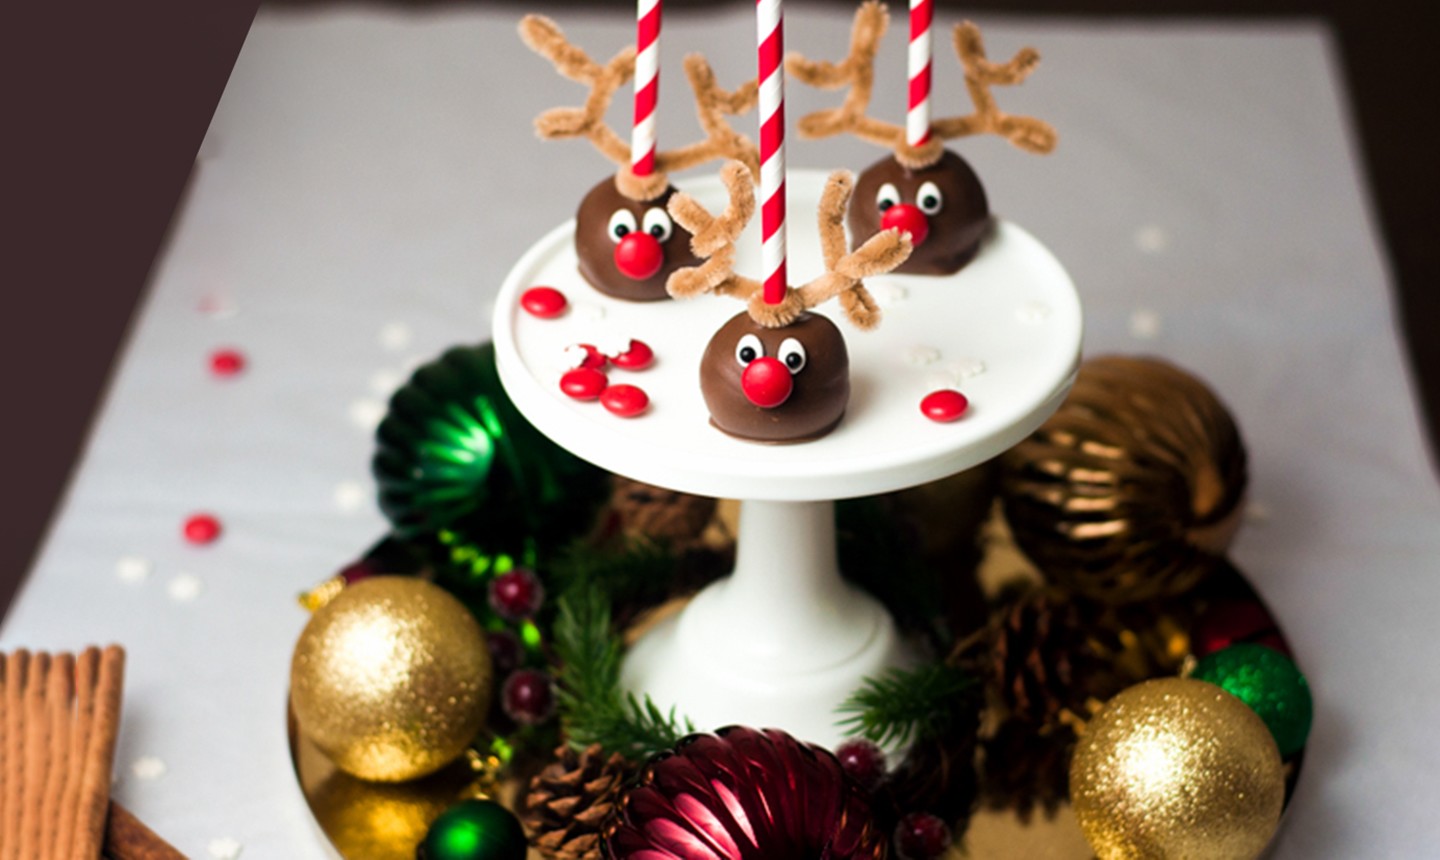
[{"xmin": 604, "ymin": 726, "xmax": 884, "ymax": 860}]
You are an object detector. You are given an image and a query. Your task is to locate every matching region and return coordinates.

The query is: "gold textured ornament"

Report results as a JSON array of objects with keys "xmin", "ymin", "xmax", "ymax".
[
  {"xmin": 290, "ymin": 576, "xmax": 492, "ymax": 782},
  {"xmin": 1070, "ymin": 678, "xmax": 1283, "ymax": 860},
  {"xmin": 1001, "ymin": 355, "xmax": 1247, "ymax": 604}
]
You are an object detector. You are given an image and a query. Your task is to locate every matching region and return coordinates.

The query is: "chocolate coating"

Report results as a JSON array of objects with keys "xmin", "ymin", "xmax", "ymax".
[
  {"xmin": 575, "ymin": 176, "xmax": 700, "ymax": 302},
  {"xmin": 700, "ymin": 311, "xmax": 849, "ymax": 443},
  {"xmin": 849, "ymin": 150, "xmax": 990, "ymax": 275}
]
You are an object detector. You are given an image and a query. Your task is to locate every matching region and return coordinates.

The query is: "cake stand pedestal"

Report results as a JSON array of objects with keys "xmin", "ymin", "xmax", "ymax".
[{"xmin": 494, "ymin": 170, "xmax": 1081, "ymax": 749}]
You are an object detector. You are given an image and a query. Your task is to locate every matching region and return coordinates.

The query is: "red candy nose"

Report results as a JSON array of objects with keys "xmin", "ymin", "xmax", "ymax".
[
  {"xmin": 881, "ymin": 204, "xmax": 929, "ymax": 246},
  {"xmin": 614, "ymin": 232, "xmax": 664, "ymax": 280},
  {"xmin": 741, "ymin": 357, "xmax": 793, "ymax": 408}
]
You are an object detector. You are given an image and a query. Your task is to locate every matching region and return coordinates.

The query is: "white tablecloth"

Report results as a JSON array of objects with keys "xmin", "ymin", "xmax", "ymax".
[{"xmin": 5, "ymin": 6, "xmax": 1439, "ymax": 857}]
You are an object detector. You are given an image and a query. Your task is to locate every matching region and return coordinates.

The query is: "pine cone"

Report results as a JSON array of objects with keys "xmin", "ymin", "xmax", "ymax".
[
  {"xmin": 607, "ymin": 476, "xmax": 717, "ymax": 547},
  {"xmin": 957, "ymin": 588, "xmax": 1105, "ymax": 732},
  {"xmin": 524, "ymin": 744, "xmax": 635, "ymax": 860},
  {"xmin": 976, "ymin": 720, "xmax": 1072, "ymax": 822}
]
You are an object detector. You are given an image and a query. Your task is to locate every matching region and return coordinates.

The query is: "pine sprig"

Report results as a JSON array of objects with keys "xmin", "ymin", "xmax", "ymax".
[
  {"xmin": 552, "ymin": 582, "xmax": 692, "ymax": 760},
  {"xmin": 838, "ymin": 664, "xmax": 979, "ymax": 749}
]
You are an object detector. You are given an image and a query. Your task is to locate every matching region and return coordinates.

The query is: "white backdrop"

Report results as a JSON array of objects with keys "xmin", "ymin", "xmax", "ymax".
[{"xmin": 5, "ymin": 5, "xmax": 1439, "ymax": 857}]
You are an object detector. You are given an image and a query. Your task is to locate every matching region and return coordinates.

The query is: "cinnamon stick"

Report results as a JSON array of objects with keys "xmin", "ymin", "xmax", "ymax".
[
  {"xmin": 20, "ymin": 652, "xmax": 51, "ymax": 859},
  {"xmin": 103, "ymin": 801, "xmax": 187, "ymax": 860},
  {"xmin": 40, "ymin": 652, "xmax": 75, "ymax": 859},
  {"xmin": 54, "ymin": 646, "xmax": 98, "ymax": 860},
  {"xmin": 73, "ymin": 645, "xmax": 126, "ymax": 859},
  {"xmin": 2, "ymin": 650, "xmax": 28, "ymax": 860}
]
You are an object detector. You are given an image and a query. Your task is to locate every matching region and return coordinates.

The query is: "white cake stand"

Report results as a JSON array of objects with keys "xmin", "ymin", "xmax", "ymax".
[{"xmin": 493, "ymin": 170, "xmax": 1081, "ymax": 749}]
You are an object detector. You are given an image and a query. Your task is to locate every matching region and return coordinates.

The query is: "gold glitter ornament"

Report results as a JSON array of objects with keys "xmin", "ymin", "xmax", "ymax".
[
  {"xmin": 1070, "ymin": 678, "xmax": 1283, "ymax": 860},
  {"xmin": 291, "ymin": 576, "xmax": 492, "ymax": 783},
  {"xmin": 1001, "ymin": 356, "xmax": 1248, "ymax": 604}
]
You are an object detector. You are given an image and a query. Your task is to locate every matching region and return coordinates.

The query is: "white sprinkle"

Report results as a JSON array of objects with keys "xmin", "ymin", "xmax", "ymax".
[
  {"xmin": 132, "ymin": 756, "xmax": 168, "ymax": 780},
  {"xmin": 379, "ymin": 322, "xmax": 413, "ymax": 352},
  {"xmin": 561, "ymin": 344, "xmax": 592, "ymax": 371},
  {"xmin": 951, "ymin": 358, "xmax": 987, "ymax": 380},
  {"xmin": 167, "ymin": 574, "xmax": 203, "ymax": 602},
  {"xmin": 115, "ymin": 556, "xmax": 152, "ymax": 584},
  {"xmin": 197, "ymin": 294, "xmax": 237, "ymax": 320},
  {"xmin": 348, "ymin": 398, "xmax": 387, "ymax": 431},
  {"xmin": 1129, "ymin": 308, "xmax": 1163, "ymax": 340},
  {"xmin": 903, "ymin": 346, "xmax": 941, "ymax": 367},
  {"xmin": 333, "ymin": 481, "xmax": 368, "ymax": 513},
  {"xmin": 368, "ymin": 368, "xmax": 405, "ymax": 396},
  {"xmin": 1134, "ymin": 225, "xmax": 1170, "ymax": 254},
  {"xmin": 874, "ymin": 283, "xmax": 908, "ymax": 304},
  {"xmin": 208, "ymin": 837, "xmax": 244, "ymax": 860},
  {"xmin": 575, "ymin": 302, "xmax": 607, "ymax": 322},
  {"xmin": 1246, "ymin": 501, "xmax": 1272, "ymax": 524},
  {"xmin": 1017, "ymin": 301, "xmax": 1052, "ymax": 324},
  {"xmin": 595, "ymin": 332, "xmax": 633, "ymax": 358}
]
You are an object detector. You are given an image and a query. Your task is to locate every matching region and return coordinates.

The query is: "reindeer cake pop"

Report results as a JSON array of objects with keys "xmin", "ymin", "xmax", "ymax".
[
  {"xmin": 665, "ymin": 163, "xmax": 911, "ymax": 443},
  {"xmin": 519, "ymin": 15, "xmax": 760, "ymax": 302},
  {"xmin": 786, "ymin": 2, "xmax": 1056, "ymax": 275}
]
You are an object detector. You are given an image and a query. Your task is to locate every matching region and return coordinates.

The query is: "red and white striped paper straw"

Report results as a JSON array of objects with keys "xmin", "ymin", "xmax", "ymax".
[
  {"xmin": 906, "ymin": 0, "xmax": 933, "ymax": 148},
  {"xmin": 631, "ymin": 0, "xmax": 662, "ymax": 177},
  {"xmin": 756, "ymin": 0, "xmax": 787, "ymax": 305}
]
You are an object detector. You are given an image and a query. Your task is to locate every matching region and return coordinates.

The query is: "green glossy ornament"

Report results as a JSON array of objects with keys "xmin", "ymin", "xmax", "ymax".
[
  {"xmin": 374, "ymin": 342, "xmax": 607, "ymax": 562},
  {"xmin": 1192, "ymin": 643, "xmax": 1312, "ymax": 757},
  {"xmin": 418, "ymin": 799, "xmax": 527, "ymax": 860}
]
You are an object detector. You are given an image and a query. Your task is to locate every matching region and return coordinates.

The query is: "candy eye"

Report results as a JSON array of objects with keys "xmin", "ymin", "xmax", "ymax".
[
  {"xmin": 735, "ymin": 333, "xmax": 764, "ymax": 366},
  {"xmin": 876, "ymin": 183, "xmax": 901, "ymax": 212},
  {"xmin": 642, "ymin": 207, "xmax": 673, "ymax": 241},
  {"xmin": 608, "ymin": 209, "xmax": 639, "ymax": 243},
  {"xmin": 917, "ymin": 181, "xmax": 943, "ymax": 215},
  {"xmin": 778, "ymin": 338, "xmax": 807, "ymax": 374}
]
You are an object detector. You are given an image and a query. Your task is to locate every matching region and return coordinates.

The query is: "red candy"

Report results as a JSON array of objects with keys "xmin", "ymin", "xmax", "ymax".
[
  {"xmin": 521, "ymin": 286, "xmax": 567, "ymax": 319},
  {"xmin": 560, "ymin": 367, "xmax": 607, "ymax": 400},
  {"xmin": 921, "ymin": 389, "xmax": 969, "ymax": 422},
  {"xmin": 609, "ymin": 339, "xmax": 654, "ymax": 370},
  {"xmin": 183, "ymin": 513, "xmax": 222, "ymax": 545},
  {"xmin": 614, "ymin": 233, "xmax": 664, "ymax": 280},
  {"xmin": 882, "ymin": 203, "xmax": 930, "ymax": 247},
  {"xmin": 741, "ymin": 357, "xmax": 793, "ymax": 408},
  {"xmin": 209, "ymin": 348, "xmax": 246, "ymax": 377},
  {"xmin": 601, "ymin": 384, "xmax": 649, "ymax": 417},
  {"xmin": 568, "ymin": 343, "xmax": 608, "ymax": 371}
]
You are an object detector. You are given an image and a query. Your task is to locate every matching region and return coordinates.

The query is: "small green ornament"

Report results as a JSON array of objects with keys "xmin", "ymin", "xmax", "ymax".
[
  {"xmin": 374, "ymin": 342, "xmax": 607, "ymax": 559},
  {"xmin": 1191, "ymin": 643, "xmax": 1313, "ymax": 757},
  {"xmin": 417, "ymin": 799, "xmax": 527, "ymax": 860}
]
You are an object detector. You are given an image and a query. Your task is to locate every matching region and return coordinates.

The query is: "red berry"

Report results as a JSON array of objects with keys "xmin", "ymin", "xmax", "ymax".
[
  {"xmin": 560, "ymin": 367, "xmax": 607, "ymax": 400},
  {"xmin": 834, "ymin": 739, "xmax": 887, "ymax": 791},
  {"xmin": 741, "ymin": 357, "xmax": 793, "ymax": 408},
  {"xmin": 920, "ymin": 389, "xmax": 969, "ymax": 422},
  {"xmin": 613, "ymin": 233, "xmax": 664, "ymax": 280},
  {"xmin": 486, "ymin": 631, "xmax": 523, "ymax": 675},
  {"xmin": 609, "ymin": 339, "xmax": 654, "ymax": 370},
  {"xmin": 521, "ymin": 286, "xmax": 568, "ymax": 319},
  {"xmin": 894, "ymin": 812, "xmax": 951, "ymax": 860},
  {"xmin": 502, "ymin": 669, "xmax": 555, "ymax": 725},
  {"xmin": 600, "ymin": 384, "xmax": 649, "ymax": 418},
  {"xmin": 881, "ymin": 204, "xmax": 930, "ymax": 246},
  {"xmin": 182, "ymin": 514, "xmax": 222, "ymax": 545},
  {"xmin": 209, "ymin": 348, "xmax": 246, "ymax": 377},
  {"xmin": 488, "ymin": 569, "xmax": 545, "ymax": 620},
  {"xmin": 567, "ymin": 343, "xmax": 608, "ymax": 371}
]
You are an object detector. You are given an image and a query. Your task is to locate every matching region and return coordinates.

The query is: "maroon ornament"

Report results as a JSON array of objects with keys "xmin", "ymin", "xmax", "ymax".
[
  {"xmin": 561, "ymin": 367, "xmax": 608, "ymax": 401},
  {"xmin": 893, "ymin": 812, "xmax": 951, "ymax": 860},
  {"xmin": 834, "ymin": 739, "xmax": 887, "ymax": 792},
  {"xmin": 522, "ymin": 286, "xmax": 569, "ymax": 319},
  {"xmin": 1192, "ymin": 598, "xmax": 1291, "ymax": 659},
  {"xmin": 610, "ymin": 339, "xmax": 655, "ymax": 371},
  {"xmin": 183, "ymin": 513, "xmax": 222, "ymax": 545},
  {"xmin": 209, "ymin": 348, "xmax": 246, "ymax": 377},
  {"xmin": 488, "ymin": 569, "xmax": 545, "ymax": 620},
  {"xmin": 920, "ymin": 390, "xmax": 968, "ymax": 423},
  {"xmin": 601, "ymin": 384, "xmax": 650, "ymax": 418},
  {"xmin": 501, "ymin": 669, "xmax": 555, "ymax": 725},
  {"xmin": 605, "ymin": 726, "xmax": 885, "ymax": 860}
]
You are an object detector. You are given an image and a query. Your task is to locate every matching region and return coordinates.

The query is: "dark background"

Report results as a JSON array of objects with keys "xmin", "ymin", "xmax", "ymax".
[{"xmin": 6, "ymin": 0, "xmax": 1436, "ymax": 621}]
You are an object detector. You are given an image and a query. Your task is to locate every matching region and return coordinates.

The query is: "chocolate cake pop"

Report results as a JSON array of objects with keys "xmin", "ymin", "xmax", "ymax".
[
  {"xmin": 665, "ymin": 162, "xmax": 911, "ymax": 443},
  {"xmin": 520, "ymin": 16, "xmax": 760, "ymax": 301},
  {"xmin": 787, "ymin": 3, "xmax": 1056, "ymax": 275}
]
